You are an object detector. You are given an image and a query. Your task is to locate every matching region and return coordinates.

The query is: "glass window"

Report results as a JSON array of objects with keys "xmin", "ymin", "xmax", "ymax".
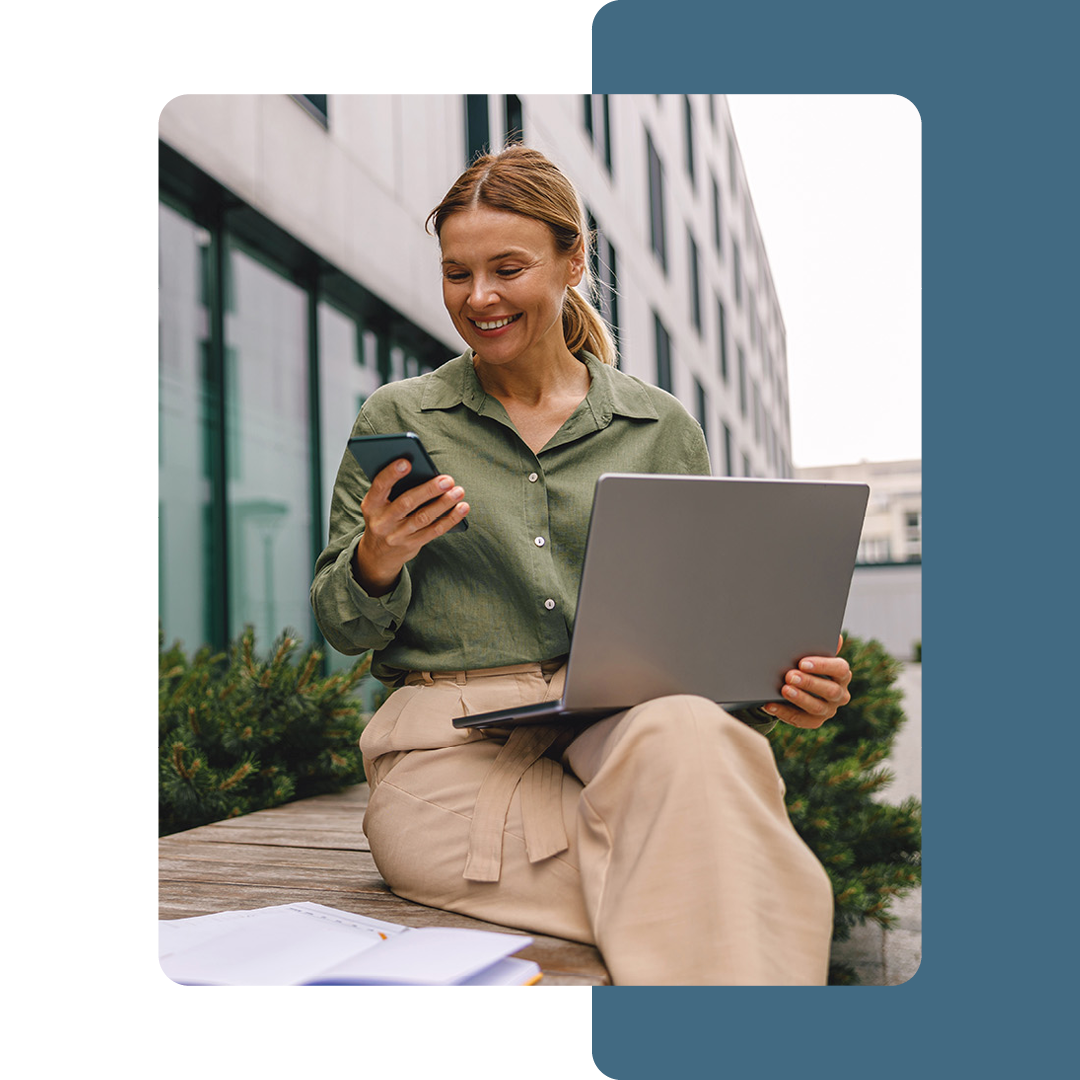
[
  {"xmin": 717, "ymin": 297, "xmax": 728, "ymax": 381},
  {"xmin": 687, "ymin": 228, "xmax": 701, "ymax": 333},
  {"xmin": 159, "ymin": 202, "xmax": 214, "ymax": 652},
  {"xmin": 465, "ymin": 95, "xmax": 490, "ymax": 163},
  {"xmin": 223, "ymin": 240, "xmax": 314, "ymax": 645},
  {"xmin": 584, "ymin": 95, "xmax": 613, "ymax": 174},
  {"xmin": 504, "ymin": 94, "xmax": 523, "ymax": 144},
  {"xmin": 722, "ymin": 422, "xmax": 733, "ymax": 477},
  {"xmin": 682, "ymin": 95, "xmax": 695, "ymax": 187},
  {"xmin": 710, "ymin": 173, "xmax": 723, "ymax": 257},
  {"xmin": 600, "ymin": 95, "xmax": 613, "ymax": 174},
  {"xmin": 317, "ymin": 301, "xmax": 382, "ymax": 527},
  {"xmin": 738, "ymin": 345, "xmax": 747, "ymax": 416},
  {"xmin": 591, "ymin": 219, "xmax": 620, "ymax": 353},
  {"xmin": 654, "ymin": 312, "xmax": 672, "ymax": 392},
  {"xmin": 646, "ymin": 129, "xmax": 666, "ymax": 271},
  {"xmin": 728, "ymin": 132, "xmax": 738, "ymax": 200},
  {"xmin": 694, "ymin": 377, "xmax": 708, "ymax": 449},
  {"xmin": 732, "ymin": 239, "xmax": 742, "ymax": 307}
]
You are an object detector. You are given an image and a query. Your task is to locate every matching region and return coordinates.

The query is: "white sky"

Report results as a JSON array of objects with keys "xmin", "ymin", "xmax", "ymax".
[{"xmin": 725, "ymin": 95, "xmax": 922, "ymax": 469}]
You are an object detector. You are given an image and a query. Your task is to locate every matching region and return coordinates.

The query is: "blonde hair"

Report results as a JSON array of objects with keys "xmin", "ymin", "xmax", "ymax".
[{"xmin": 426, "ymin": 145, "xmax": 617, "ymax": 366}]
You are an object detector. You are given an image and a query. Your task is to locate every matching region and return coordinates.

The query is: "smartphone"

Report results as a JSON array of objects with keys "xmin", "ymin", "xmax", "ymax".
[{"xmin": 347, "ymin": 432, "xmax": 468, "ymax": 532}]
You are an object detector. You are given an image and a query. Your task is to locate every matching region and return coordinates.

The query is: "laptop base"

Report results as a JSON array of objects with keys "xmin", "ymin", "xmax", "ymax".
[{"xmin": 453, "ymin": 702, "xmax": 622, "ymax": 730}]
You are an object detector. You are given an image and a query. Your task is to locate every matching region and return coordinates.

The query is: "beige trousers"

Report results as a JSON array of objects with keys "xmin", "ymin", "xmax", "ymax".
[{"xmin": 359, "ymin": 663, "xmax": 833, "ymax": 986}]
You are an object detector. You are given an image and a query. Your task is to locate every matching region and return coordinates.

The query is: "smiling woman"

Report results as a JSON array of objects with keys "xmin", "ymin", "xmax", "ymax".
[
  {"xmin": 428, "ymin": 146, "xmax": 617, "ymax": 369},
  {"xmin": 310, "ymin": 144, "xmax": 852, "ymax": 986},
  {"xmin": 439, "ymin": 208, "xmax": 584, "ymax": 372}
]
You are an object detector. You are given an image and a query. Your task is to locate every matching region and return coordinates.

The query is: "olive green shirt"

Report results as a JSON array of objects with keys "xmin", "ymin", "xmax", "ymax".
[{"xmin": 311, "ymin": 350, "xmax": 775, "ymax": 733}]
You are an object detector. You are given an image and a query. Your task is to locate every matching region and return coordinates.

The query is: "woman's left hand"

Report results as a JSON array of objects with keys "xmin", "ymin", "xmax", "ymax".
[{"xmin": 761, "ymin": 635, "xmax": 852, "ymax": 729}]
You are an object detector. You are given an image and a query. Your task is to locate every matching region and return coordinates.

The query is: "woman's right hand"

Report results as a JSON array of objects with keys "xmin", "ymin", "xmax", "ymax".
[{"xmin": 352, "ymin": 459, "xmax": 469, "ymax": 596}]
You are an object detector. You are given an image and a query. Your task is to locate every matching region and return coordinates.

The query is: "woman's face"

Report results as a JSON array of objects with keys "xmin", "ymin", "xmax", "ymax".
[{"xmin": 439, "ymin": 206, "xmax": 584, "ymax": 369}]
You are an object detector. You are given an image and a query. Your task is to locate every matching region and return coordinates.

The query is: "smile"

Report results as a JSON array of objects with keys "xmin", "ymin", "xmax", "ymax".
[{"xmin": 470, "ymin": 314, "xmax": 522, "ymax": 331}]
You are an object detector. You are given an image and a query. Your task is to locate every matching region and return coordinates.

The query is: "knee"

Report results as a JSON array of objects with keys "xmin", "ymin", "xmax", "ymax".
[{"xmin": 618, "ymin": 694, "xmax": 754, "ymax": 766}]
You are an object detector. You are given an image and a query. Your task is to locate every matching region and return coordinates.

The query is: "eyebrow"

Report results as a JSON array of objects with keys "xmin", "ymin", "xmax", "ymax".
[{"xmin": 441, "ymin": 249, "xmax": 530, "ymax": 266}]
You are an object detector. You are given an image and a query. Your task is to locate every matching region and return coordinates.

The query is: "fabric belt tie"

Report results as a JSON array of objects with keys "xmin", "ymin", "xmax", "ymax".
[
  {"xmin": 402, "ymin": 663, "xmax": 571, "ymax": 883},
  {"xmin": 462, "ymin": 723, "xmax": 570, "ymax": 883}
]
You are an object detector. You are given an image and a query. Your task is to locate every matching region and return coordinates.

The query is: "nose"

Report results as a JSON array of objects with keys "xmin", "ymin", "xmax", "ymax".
[{"xmin": 468, "ymin": 273, "xmax": 499, "ymax": 309}]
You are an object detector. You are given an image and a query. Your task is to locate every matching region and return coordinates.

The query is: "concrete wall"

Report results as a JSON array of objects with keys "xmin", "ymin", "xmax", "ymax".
[{"xmin": 842, "ymin": 562, "xmax": 921, "ymax": 661}]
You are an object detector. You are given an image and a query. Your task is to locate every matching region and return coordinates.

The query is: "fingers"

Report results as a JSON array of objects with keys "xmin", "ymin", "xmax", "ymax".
[
  {"xmin": 780, "ymin": 671, "xmax": 850, "ymax": 714},
  {"xmin": 761, "ymin": 701, "xmax": 830, "ymax": 730},
  {"xmin": 761, "ymin": 651, "xmax": 852, "ymax": 730},
  {"xmin": 364, "ymin": 459, "xmax": 467, "ymax": 530},
  {"xmin": 407, "ymin": 492, "xmax": 470, "ymax": 538}
]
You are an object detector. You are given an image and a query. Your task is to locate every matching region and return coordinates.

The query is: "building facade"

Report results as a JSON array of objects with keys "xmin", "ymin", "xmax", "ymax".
[
  {"xmin": 796, "ymin": 459, "xmax": 922, "ymax": 661},
  {"xmin": 158, "ymin": 94, "xmax": 793, "ymax": 662},
  {"xmin": 795, "ymin": 459, "xmax": 922, "ymax": 566}
]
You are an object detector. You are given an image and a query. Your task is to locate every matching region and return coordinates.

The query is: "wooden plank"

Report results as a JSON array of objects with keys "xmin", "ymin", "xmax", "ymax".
[
  {"xmin": 159, "ymin": 783, "xmax": 610, "ymax": 986},
  {"xmin": 159, "ymin": 838, "xmax": 370, "ymax": 871},
  {"xmin": 159, "ymin": 855, "xmax": 388, "ymax": 894},
  {"xmin": 169, "ymin": 822, "xmax": 370, "ymax": 851}
]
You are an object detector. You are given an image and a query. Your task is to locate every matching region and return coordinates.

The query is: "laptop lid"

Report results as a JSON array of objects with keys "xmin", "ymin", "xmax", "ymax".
[{"xmin": 560, "ymin": 473, "xmax": 869, "ymax": 711}]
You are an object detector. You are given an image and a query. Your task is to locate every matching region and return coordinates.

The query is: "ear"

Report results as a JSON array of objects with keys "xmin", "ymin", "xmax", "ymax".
[{"xmin": 566, "ymin": 240, "xmax": 586, "ymax": 288}]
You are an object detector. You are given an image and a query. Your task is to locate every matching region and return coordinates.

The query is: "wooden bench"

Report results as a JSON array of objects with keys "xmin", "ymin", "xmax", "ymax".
[{"xmin": 159, "ymin": 783, "xmax": 610, "ymax": 985}]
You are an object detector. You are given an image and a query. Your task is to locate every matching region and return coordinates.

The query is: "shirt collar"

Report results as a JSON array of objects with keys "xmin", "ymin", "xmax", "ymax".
[{"xmin": 420, "ymin": 349, "xmax": 660, "ymax": 425}]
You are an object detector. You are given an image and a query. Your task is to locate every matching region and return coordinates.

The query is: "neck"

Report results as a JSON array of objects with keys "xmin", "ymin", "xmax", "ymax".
[{"xmin": 472, "ymin": 347, "xmax": 587, "ymax": 404}]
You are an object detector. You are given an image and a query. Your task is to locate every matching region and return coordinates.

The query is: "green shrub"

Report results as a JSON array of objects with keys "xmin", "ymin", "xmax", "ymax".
[
  {"xmin": 159, "ymin": 627, "xmax": 371, "ymax": 836},
  {"xmin": 771, "ymin": 633, "xmax": 922, "ymax": 984}
]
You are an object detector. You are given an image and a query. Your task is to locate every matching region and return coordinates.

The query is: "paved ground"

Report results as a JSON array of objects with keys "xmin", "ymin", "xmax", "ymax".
[{"xmin": 829, "ymin": 662, "xmax": 922, "ymax": 985}]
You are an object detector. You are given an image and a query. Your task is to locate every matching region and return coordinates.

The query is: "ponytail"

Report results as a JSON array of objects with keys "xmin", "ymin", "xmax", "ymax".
[{"xmin": 563, "ymin": 286, "xmax": 617, "ymax": 366}]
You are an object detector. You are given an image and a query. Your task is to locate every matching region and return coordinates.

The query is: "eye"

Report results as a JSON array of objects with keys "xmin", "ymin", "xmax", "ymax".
[
  {"xmin": 497, "ymin": 267, "xmax": 523, "ymax": 277},
  {"xmin": 444, "ymin": 270, "xmax": 469, "ymax": 282}
]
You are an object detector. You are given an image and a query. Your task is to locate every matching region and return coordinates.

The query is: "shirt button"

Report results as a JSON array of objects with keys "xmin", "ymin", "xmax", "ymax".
[
  {"xmin": 534, "ymin": 536, "xmax": 545, "ymax": 547},
  {"xmin": 528, "ymin": 472, "xmax": 539, "ymax": 483},
  {"xmin": 544, "ymin": 599, "xmax": 556, "ymax": 610}
]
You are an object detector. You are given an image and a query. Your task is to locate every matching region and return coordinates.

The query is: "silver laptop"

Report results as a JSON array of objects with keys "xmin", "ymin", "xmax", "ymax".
[{"xmin": 453, "ymin": 473, "xmax": 869, "ymax": 729}]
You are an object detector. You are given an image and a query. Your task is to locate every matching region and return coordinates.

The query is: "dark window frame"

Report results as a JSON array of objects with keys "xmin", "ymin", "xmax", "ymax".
[{"xmin": 291, "ymin": 95, "xmax": 329, "ymax": 128}]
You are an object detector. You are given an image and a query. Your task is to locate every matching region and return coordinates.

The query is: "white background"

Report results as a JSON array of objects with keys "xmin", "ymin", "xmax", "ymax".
[
  {"xmin": 7, "ymin": 6, "xmax": 918, "ymax": 1079},
  {"xmin": 727, "ymin": 95, "xmax": 921, "ymax": 469}
]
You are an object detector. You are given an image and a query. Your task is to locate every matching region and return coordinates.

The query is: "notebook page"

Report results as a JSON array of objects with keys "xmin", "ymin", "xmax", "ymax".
[{"xmin": 160, "ymin": 903, "xmax": 395, "ymax": 985}]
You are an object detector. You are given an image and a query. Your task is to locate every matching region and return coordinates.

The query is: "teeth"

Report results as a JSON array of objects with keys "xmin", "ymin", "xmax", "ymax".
[{"xmin": 474, "ymin": 315, "xmax": 519, "ymax": 330}]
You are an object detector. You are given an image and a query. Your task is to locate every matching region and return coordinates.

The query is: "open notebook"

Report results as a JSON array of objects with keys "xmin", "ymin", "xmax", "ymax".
[{"xmin": 159, "ymin": 902, "xmax": 541, "ymax": 986}]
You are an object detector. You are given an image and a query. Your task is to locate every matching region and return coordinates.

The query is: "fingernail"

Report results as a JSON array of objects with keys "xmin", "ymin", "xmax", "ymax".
[
  {"xmin": 790, "ymin": 673, "xmax": 802, "ymax": 685},
  {"xmin": 396, "ymin": 460, "xmax": 409, "ymax": 473},
  {"xmin": 801, "ymin": 660, "xmax": 814, "ymax": 671},
  {"xmin": 439, "ymin": 477, "xmax": 453, "ymax": 489}
]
